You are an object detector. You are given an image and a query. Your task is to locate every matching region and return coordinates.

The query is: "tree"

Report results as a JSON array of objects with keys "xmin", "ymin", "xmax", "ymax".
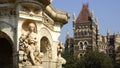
[
  {"xmin": 77, "ymin": 51, "xmax": 113, "ymax": 68},
  {"xmin": 62, "ymin": 51, "xmax": 77, "ymax": 68}
]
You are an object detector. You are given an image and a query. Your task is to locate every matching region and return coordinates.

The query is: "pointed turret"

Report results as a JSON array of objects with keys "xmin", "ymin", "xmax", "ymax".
[
  {"xmin": 76, "ymin": 3, "xmax": 92, "ymax": 23},
  {"xmin": 91, "ymin": 11, "xmax": 95, "ymax": 21},
  {"xmin": 95, "ymin": 17, "xmax": 99, "ymax": 34},
  {"xmin": 95, "ymin": 17, "xmax": 98, "ymax": 25},
  {"xmin": 72, "ymin": 12, "xmax": 76, "ymax": 22},
  {"xmin": 107, "ymin": 29, "xmax": 110, "ymax": 43},
  {"xmin": 107, "ymin": 29, "xmax": 110, "ymax": 36},
  {"xmin": 66, "ymin": 30, "xmax": 70, "ymax": 39},
  {"xmin": 73, "ymin": 12, "xmax": 76, "ymax": 30}
]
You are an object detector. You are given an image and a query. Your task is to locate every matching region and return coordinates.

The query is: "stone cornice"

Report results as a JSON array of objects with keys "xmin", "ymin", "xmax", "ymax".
[
  {"xmin": 0, "ymin": 0, "xmax": 70, "ymax": 25},
  {"xmin": 45, "ymin": 4, "xmax": 70, "ymax": 25}
]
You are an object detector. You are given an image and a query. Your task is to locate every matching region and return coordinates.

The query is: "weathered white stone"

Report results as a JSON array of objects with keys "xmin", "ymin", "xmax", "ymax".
[{"xmin": 0, "ymin": 0, "xmax": 69, "ymax": 68}]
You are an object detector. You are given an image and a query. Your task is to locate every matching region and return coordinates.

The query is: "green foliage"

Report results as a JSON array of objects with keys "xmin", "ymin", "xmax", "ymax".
[
  {"xmin": 77, "ymin": 51, "xmax": 113, "ymax": 68},
  {"xmin": 62, "ymin": 50, "xmax": 114, "ymax": 68},
  {"xmin": 62, "ymin": 51, "xmax": 77, "ymax": 68}
]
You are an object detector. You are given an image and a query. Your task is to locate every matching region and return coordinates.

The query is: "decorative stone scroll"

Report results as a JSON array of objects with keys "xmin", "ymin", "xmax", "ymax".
[{"xmin": 19, "ymin": 22, "xmax": 44, "ymax": 66}]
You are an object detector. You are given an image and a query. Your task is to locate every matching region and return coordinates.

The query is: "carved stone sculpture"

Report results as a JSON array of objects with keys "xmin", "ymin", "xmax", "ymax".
[
  {"xmin": 57, "ymin": 42, "xmax": 64, "ymax": 57},
  {"xmin": 19, "ymin": 23, "xmax": 43, "ymax": 66},
  {"xmin": 57, "ymin": 42, "xmax": 66, "ymax": 68}
]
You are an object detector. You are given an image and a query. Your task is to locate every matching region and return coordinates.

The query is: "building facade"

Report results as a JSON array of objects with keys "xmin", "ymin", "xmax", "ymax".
[
  {"xmin": 0, "ymin": 0, "xmax": 69, "ymax": 68},
  {"xmin": 73, "ymin": 3, "xmax": 98, "ymax": 57},
  {"xmin": 107, "ymin": 33, "xmax": 120, "ymax": 63},
  {"xmin": 65, "ymin": 3, "xmax": 120, "ymax": 63}
]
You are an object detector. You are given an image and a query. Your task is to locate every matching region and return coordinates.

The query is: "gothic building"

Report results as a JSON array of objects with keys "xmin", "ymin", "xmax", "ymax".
[
  {"xmin": 65, "ymin": 3, "xmax": 99, "ymax": 57},
  {"xmin": 65, "ymin": 3, "xmax": 120, "ymax": 63},
  {"xmin": 65, "ymin": 32, "xmax": 74, "ymax": 52},
  {"xmin": 107, "ymin": 32, "xmax": 120, "ymax": 63}
]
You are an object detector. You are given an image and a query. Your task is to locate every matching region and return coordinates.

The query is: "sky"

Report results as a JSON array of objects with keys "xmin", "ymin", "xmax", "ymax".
[{"xmin": 52, "ymin": 0, "xmax": 120, "ymax": 43}]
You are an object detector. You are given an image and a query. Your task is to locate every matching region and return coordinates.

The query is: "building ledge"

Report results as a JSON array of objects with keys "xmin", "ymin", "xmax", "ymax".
[{"xmin": 45, "ymin": 4, "xmax": 70, "ymax": 25}]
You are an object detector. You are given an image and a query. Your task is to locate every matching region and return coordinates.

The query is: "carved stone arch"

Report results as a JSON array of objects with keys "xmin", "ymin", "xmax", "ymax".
[
  {"xmin": 40, "ymin": 36, "xmax": 52, "ymax": 59},
  {"xmin": 40, "ymin": 27, "xmax": 53, "ymax": 46},
  {"xmin": 0, "ymin": 21, "xmax": 14, "ymax": 41},
  {"xmin": 40, "ymin": 28, "xmax": 53, "ymax": 68},
  {"xmin": 0, "ymin": 31, "xmax": 13, "ymax": 68},
  {"xmin": 40, "ymin": 36, "xmax": 52, "ymax": 68},
  {"xmin": 0, "ymin": 21, "xmax": 14, "ymax": 28},
  {"xmin": 0, "ymin": 30, "xmax": 13, "ymax": 46},
  {"xmin": 22, "ymin": 19, "xmax": 37, "ymax": 33}
]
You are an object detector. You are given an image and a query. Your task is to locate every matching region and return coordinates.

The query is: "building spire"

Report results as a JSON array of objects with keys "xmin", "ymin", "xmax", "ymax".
[
  {"xmin": 95, "ymin": 17, "xmax": 99, "ymax": 29},
  {"xmin": 91, "ymin": 11, "xmax": 94, "ymax": 21},
  {"xmin": 107, "ymin": 29, "xmax": 110, "ymax": 34},
  {"xmin": 107, "ymin": 29, "xmax": 110, "ymax": 36},
  {"xmin": 76, "ymin": 3, "xmax": 91, "ymax": 23},
  {"xmin": 95, "ymin": 17, "xmax": 98, "ymax": 24},
  {"xmin": 66, "ymin": 30, "xmax": 70, "ymax": 39},
  {"xmin": 95, "ymin": 17, "xmax": 99, "ymax": 33},
  {"xmin": 72, "ymin": 12, "xmax": 76, "ymax": 22}
]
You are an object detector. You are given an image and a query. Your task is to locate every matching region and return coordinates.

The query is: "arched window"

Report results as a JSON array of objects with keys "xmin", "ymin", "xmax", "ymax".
[
  {"xmin": 83, "ymin": 42, "xmax": 87, "ymax": 50},
  {"xmin": 80, "ymin": 42, "xmax": 83, "ymax": 49},
  {"xmin": 84, "ymin": 42, "xmax": 87, "ymax": 45}
]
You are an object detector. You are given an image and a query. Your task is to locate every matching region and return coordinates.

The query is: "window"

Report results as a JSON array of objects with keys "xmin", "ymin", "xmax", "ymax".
[
  {"xmin": 80, "ymin": 42, "xmax": 83, "ymax": 49},
  {"xmin": 80, "ymin": 54, "xmax": 83, "ymax": 57},
  {"xmin": 83, "ymin": 42, "xmax": 87, "ymax": 50}
]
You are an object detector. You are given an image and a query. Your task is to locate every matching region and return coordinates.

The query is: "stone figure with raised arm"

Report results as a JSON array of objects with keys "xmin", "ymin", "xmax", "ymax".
[
  {"xmin": 19, "ymin": 23, "xmax": 44, "ymax": 66},
  {"xmin": 26, "ymin": 23, "xmax": 37, "ymax": 65}
]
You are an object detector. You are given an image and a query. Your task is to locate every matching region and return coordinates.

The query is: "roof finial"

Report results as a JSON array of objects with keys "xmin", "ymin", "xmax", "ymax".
[
  {"xmin": 66, "ymin": 30, "xmax": 70, "ymax": 39},
  {"xmin": 107, "ymin": 29, "xmax": 110, "ymax": 35},
  {"xmin": 91, "ymin": 11, "xmax": 94, "ymax": 21},
  {"xmin": 95, "ymin": 17, "xmax": 98, "ymax": 24},
  {"xmin": 72, "ymin": 12, "xmax": 76, "ymax": 22}
]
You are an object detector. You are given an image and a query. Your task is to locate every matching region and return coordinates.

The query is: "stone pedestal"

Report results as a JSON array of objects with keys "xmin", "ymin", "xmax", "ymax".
[{"xmin": 23, "ymin": 66, "xmax": 43, "ymax": 68}]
